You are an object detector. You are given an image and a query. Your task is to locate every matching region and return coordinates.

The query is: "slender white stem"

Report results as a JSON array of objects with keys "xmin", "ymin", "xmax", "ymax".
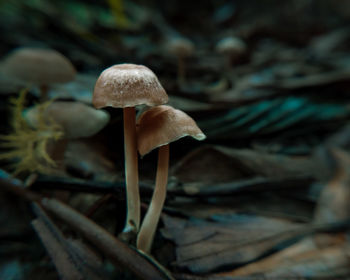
[
  {"xmin": 137, "ymin": 144, "xmax": 169, "ymax": 253},
  {"xmin": 123, "ymin": 107, "xmax": 140, "ymax": 233}
]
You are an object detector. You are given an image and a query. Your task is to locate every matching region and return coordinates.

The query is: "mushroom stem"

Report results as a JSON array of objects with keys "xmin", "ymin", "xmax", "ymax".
[
  {"xmin": 123, "ymin": 107, "xmax": 140, "ymax": 233},
  {"xmin": 137, "ymin": 144, "xmax": 169, "ymax": 253}
]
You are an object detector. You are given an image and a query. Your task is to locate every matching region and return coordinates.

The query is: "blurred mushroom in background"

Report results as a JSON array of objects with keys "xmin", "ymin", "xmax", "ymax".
[
  {"xmin": 1, "ymin": 47, "xmax": 76, "ymax": 100},
  {"xmin": 165, "ymin": 37, "xmax": 195, "ymax": 86}
]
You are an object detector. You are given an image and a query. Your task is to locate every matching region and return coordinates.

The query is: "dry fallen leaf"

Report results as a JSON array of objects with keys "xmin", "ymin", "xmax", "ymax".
[
  {"xmin": 171, "ymin": 145, "xmax": 325, "ymax": 186},
  {"xmin": 161, "ymin": 214, "xmax": 306, "ymax": 273},
  {"xmin": 313, "ymin": 148, "xmax": 350, "ymax": 225},
  {"xmin": 213, "ymin": 149, "xmax": 350, "ymax": 278}
]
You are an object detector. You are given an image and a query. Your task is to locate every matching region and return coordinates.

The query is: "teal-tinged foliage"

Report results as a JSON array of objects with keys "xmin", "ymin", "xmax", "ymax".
[
  {"xmin": 0, "ymin": 261, "xmax": 23, "ymax": 280},
  {"xmin": 59, "ymin": 1, "xmax": 116, "ymax": 29},
  {"xmin": 0, "ymin": 0, "xmax": 116, "ymax": 33},
  {"xmin": 200, "ymin": 97, "xmax": 349, "ymax": 139},
  {"xmin": 248, "ymin": 98, "xmax": 309, "ymax": 132}
]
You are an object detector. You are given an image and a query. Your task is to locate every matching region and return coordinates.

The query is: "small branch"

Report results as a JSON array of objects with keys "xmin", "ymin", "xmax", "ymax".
[
  {"xmin": 40, "ymin": 198, "xmax": 172, "ymax": 280},
  {"xmin": 32, "ymin": 218, "xmax": 84, "ymax": 280},
  {"xmin": 32, "ymin": 175, "xmax": 153, "ymax": 196},
  {"xmin": 0, "ymin": 169, "xmax": 172, "ymax": 280},
  {"xmin": 32, "ymin": 203, "xmax": 106, "ymax": 280}
]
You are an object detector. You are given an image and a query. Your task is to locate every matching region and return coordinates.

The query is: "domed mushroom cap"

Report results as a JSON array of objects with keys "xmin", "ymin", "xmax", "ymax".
[
  {"xmin": 93, "ymin": 64, "xmax": 168, "ymax": 109},
  {"xmin": 166, "ymin": 38, "xmax": 195, "ymax": 57},
  {"xmin": 1, "ymin": 47, "xmax": 76, "ymax": 85},
  {"xmin": 216, "ymin": 37, "xmax": 246, "ymax": 55},
  {"xmin": 24, "ymin": 101, "xmax": 110, "ymax": 139},
  {"xmin": 136, "ymin": 105, "xmax": 206, "ymax": 156}
]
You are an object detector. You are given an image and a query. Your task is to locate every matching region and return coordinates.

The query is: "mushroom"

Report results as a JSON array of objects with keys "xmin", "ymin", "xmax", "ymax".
[
  {"xmin": 215, "ymin": 36, "xmax": 246, "ymax": 69},
  {"xmin": 24, "ymin": 101, "xmax": 110, "ymax": 168},
  {"xmin": 24, "ymin": 101, "xmax": 110, "ymax": 140},
  {"xmin": 93, "ymin": 64, "xmax": 168, "ymax": 234},
  {"xmin": 166, "ymin": 37, "xmax": 195, "ymax": 85},
  {"xmin": 136, "ymin": 105, "xmax": 205, "ymax": 253},
  {"xmin": 1, "ymin": 47, "xmax": 76, "ymax": 100}
]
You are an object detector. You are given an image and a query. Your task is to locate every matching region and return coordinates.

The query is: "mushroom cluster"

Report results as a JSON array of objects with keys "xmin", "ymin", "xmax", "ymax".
[
  {"xmin": 92, "ymin": 63, "xmax": 206, "ymax": 253},
  {"xmin": 0, "ymin": 47, "xmax": 113, "ymax": 176},
  {"xmin": 93, "ymin": 64, "xmax": 168, "ymax": 234}
]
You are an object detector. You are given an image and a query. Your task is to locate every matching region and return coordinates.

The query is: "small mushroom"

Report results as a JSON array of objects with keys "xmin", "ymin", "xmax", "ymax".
[
  {"xmin": 24, "ymin": 101, "xmax": 110, "ymax": 139},
  {"xmin": 1, "ymin": 47, "xmax": 76, "ymax": 100},
  {"xmin": 136, "ymin": 105, "xmax": 205, "ymax": 253},
  {"xmin": 166, "ymin": 37, "xmax": 195, "ymax": 85},
  {"xmin": 24, "ymin": 101, "xmax": 110, "ymax": 169},
  {"xmin": 93, "ymin": 64, "xmax": 168, "ymax": 234},
  {"xmin": 215, "ymin": 36, "xmax": 246, "ymax": 69}
]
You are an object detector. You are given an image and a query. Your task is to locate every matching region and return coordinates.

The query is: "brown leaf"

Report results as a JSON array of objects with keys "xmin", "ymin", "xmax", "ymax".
[
  {"xmin": 171, "ymin": 145, "xmax": 324, "ymax": 186},
  {"xmin": 264, "ymin": 244, "xmax": 350, "ymax": 278},
  {"xmin": 218, "ymin": 235, "xmax": 347, "ymax": 277},
  {"xmin": 218, "ymin": 237, "xmax": 318, "ymax": 277},
  {"xmin": 311, "ymin": 148, "xmax": 350, "ymax": 248},
  {"xmin": 313, "ymin": 148, "xmax": 350, "ymax": 225},
  {"xmin": 161, "ymin": 214, "xmax": 306, "ymax": 273}
]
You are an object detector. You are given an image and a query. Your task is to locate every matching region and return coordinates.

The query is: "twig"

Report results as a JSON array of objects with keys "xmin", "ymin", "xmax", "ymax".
[
  {"xmin": 0, "ymin": 169, "xmax": 173, "ymax": 280},
  {"xmin": 40, "ymin": 198, "xmax": 173, "ymax": 280},
  {"xmin": 32, "ymin": 203, "xmax": 106, "ymax": 280},
  {"xmin": 32, "ymin": 175, "xmax": 153, "ymax": 196},
  {"xmin": 32, "ymin": 219, "xmax": 84, "ymax": 280}
]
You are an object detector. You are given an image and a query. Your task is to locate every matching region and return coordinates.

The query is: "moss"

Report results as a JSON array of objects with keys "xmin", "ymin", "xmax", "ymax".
[{"xmin": 0, "ymin": 89, "xmax": 64, "ymax": 175}]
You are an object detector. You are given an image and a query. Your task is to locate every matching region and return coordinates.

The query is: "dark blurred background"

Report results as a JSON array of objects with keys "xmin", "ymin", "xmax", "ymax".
[{"xmin": 1, "ymin": 1, "xmax": 350, "ymax": 279}]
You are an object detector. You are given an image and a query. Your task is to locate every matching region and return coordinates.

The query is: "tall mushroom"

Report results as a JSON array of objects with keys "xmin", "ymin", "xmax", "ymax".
[
  {"xmin": 93, "ymin": 64, "xmax": 168, "ymax": 234},
  {"xmin": 1, "ymin": 47, "xmax": 76, "ymax": 100},
  {"xmin": 136, "ymin": 105, "xmax": 205, "ymax": 253}
]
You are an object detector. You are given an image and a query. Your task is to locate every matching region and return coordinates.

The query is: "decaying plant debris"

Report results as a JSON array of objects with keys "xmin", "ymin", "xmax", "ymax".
[{"xmin": 0, "ymin": 0, "xmax": 350, "ymax": 279}]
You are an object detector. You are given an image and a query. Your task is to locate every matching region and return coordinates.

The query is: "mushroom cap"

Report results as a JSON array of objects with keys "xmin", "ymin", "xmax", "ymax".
[
  {"xmin": 93, "ymin": 64, "xmax": 168, "ymax": 109},
  {"xmin": 24, "ymin": 101, "xmax": 110, "ymax": 139},
  {"xmin": 1, "ymin": 47, "xmax": 76, "ymax": 85},
  {"xmin": 136, "ymin": 105, "xmax": 206, "ymax": 156},
  {"xmin": 166, "ymin": 38, "xmax": 195, "ymax": 57},
  {"xmin": 215, "ymin": 37, "xmax": 246, "ymax": 55}
]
